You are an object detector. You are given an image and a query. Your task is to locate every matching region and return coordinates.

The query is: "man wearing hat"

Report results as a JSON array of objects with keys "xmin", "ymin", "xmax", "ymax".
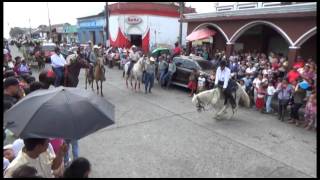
[
  {"xmin": 3, "ymin": 77, "xmax": 20, "ymax": 112},
  {"xmin": 85, "ymin": 41, "xmax": 93, "ymax": 61},
  {"xmin": 89, "ymin": 45, "xmax": 100, "ymax": 65},
  {"xmin": 144, "ymin": 57, "xmax": 156, "ymax": 93},
  {"xmin": 87, "ymin": 45, "xmax": 101, "ymax": 76},
  {"xmin": 214, "ymin": 60, "xmax": 236, "ymax": 110},
  {"xmin": 127, "ymin": 45, "xmax": 140, "ymax": 76},
  {"xmin": 51, "ymin": 47, "xmax": 67, "ymax": 87}
]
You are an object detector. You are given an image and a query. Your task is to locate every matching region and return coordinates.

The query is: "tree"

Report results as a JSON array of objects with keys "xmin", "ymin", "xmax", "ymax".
[{"xmin": 9, "ymin": 27, "xmax": 25, "ymax": 38}]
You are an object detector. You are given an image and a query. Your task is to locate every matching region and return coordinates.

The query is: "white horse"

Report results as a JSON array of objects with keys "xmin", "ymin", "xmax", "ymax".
[
  {"xmin": 123, "ymin": 57, "xmax": 146, "ymax": 91},
  {"xmin": 191, "ymin": 82, "xmax": 250, "ymax": 120}
]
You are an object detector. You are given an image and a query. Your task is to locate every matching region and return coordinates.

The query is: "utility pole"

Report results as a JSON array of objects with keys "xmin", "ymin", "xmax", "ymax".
[
  {"xmin": 105, "ymin": 2, "xmax": 109, "ymax": 47},
  {"xmin": 47, "ymin": 2, "xmax": 52, "ymax": 41},
  {"xmin": 29, "ymin": 18, "xmax": 32, "ymax": 39},
  {"xmin": 179, "ymin": 2, "xmax": 184, "ymax": 46}
]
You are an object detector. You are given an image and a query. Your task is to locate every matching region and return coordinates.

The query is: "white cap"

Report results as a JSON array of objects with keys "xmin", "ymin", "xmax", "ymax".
[
  {"xmin": 149, "ymin": 57, "xmax": 155, "ymax": 62},
  {"xmin": 3, "ymin": 49, "xmax": 8, "ymax": 55},
  {"xmin": 3, "ymin": 144, "xmax": 13, "ymax": 150},
  {"xmin": 93, "ymin": 45, "xmax": 100, "ymax": 49}
]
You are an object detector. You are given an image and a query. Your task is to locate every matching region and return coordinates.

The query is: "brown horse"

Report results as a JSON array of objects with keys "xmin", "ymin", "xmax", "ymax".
[
  {"xmin": 39, "ymin": 55, "xmax": 88, "ymax": 88},
  {"xmin": 85, "ymin": 56, "xmax": 105, "ymax": 96}
]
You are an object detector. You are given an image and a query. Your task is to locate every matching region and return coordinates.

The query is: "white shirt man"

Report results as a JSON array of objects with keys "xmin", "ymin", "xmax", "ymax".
[
  {"xmin": 51, "ymin": 53, "xmax": 66, "ymax": 68},
  {"xmin": 215, "ymin": 65, "xmax": 231, "ymax": 89}
]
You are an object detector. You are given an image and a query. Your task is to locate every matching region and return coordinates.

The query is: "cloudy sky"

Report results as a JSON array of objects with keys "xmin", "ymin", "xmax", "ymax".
[{"xmin": 3, "ymin": 2, "xmax": 233, "ymax": 38}]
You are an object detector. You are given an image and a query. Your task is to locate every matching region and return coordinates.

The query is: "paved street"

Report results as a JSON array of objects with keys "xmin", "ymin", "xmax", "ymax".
[{"xmin": 33, "ymin": 65, "xmax": 316, "ymax": 178}]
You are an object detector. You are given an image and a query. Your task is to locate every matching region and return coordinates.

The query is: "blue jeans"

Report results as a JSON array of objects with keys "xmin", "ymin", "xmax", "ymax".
[
  {"xmin": 164, "ymin": 72, "xmax": 174, "ymax": 87},
  {"xmin": 159, "ymin": 69, "xmax": 166, "ymax": 85},
  {"xmin": 266, "ymin": 95, "xmax": 273, "ymax": 113},
  {"xmin": 52, "ymin": 67, "xmax": 64, "ymax": 87},
  {"xmin": 64, "ymin": 140, "xmax": 79, "ymax": 164},
  {"xmin": 145, "ymin": 72, "xmax": 154, "ymax": 92}
]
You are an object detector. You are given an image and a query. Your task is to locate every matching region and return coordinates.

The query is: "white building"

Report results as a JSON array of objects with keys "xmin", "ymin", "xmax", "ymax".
[{"xmin": 107, "ymin": 2, "xmax": 195, "ymax": 53}]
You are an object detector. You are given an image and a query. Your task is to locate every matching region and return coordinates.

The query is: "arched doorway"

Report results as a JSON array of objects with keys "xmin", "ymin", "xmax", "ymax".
[
  {"xmin": 300, "ymin": 33, "xmax": 317, "ymax": 62},
  {"xmin": 190, "ymin": 23, "xmax": 229, "ymax": 58},
  {"xmin": 229, "ymin": 21, "xmax": 294, "ymax": 56}
]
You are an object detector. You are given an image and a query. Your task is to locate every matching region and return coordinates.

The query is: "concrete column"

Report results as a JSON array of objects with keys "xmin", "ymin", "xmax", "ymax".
[
  {"xmin": 288, "ymin": 47, "xmax": 300, "ymax": 69},
  {"xmin": 225, "ymin": 43, "xmax": 234, "ymax": 58}
]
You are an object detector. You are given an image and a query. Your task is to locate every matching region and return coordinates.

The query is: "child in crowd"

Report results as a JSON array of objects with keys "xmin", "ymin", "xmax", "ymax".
[
  {"xmin": 187, "ymin": 69, "xmax": 198, "ymax": 96},
  {"xmin": 256, "ymin": 83, "xmax": 267, "ymax": 112},
  {"xmin": 266, "ymin": 81, "xmax": 276, "ymax": 113}
]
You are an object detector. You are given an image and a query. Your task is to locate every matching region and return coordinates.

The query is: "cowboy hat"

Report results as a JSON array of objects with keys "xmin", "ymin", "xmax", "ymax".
[
  {"xmin": 149, "ymin": 57, "xmax": 155, "ymax": 62},
  {"xmin": 93, "ymin": 45, "xmax": 100, "ymax": 49}
]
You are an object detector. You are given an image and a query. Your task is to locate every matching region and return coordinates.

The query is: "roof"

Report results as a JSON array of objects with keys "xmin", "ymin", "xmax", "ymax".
[
  {"xmin": 108, "ymin": 2, "xmax": 196, "ymax": 17},
  {"xmin": 77, "ymin": 11, "xmax": 105, "ymax": 20},
  {"xmin": 183, "ymin": 2, "xmax": 316, "ymax": 22}
]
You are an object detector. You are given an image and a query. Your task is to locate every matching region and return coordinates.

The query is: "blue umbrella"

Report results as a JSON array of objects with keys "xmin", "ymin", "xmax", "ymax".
[{"xmin": 299, "ymin": 80, "xmax": 310, "ymax": 90}]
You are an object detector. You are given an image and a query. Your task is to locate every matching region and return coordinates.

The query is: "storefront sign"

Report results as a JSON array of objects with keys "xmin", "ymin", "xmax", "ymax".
[{"xmin": 126, "ymin": 16, "xmax": 142, "ymax": 25}]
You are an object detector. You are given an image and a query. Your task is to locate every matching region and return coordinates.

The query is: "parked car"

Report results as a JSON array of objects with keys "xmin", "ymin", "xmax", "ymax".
[
  {"xmin": 170, "ymin": 55, "xmax": 216, "ymax": 88},
  {"xmin": 42, "ymin": 43, "xmax": 56, "ymax": 63}
]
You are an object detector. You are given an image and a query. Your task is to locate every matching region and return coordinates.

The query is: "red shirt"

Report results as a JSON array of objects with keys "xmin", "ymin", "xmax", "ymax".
[
  {"xmin": 47, "ymin": 69, "xmax": 55, "ymax": 78},
  {"xmin": 173, "ymin": 47, "xmax": 181, "ymax": 56},
  {"xmin": 271, "ymin": 63, "xmax": 280, "ymax": 70},
  {"xmin": 287, "ymin": 70, "xmax": 300, "ymax": 83}
]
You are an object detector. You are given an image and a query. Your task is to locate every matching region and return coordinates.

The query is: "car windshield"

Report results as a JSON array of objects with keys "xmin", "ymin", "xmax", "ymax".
[
  {"xmin": 42, "ymin": 45, "xmax": 56, "ymax": 51},
  {"xmin": 196, "ymin": 60, "xmax": 214, "ymax": 70}
]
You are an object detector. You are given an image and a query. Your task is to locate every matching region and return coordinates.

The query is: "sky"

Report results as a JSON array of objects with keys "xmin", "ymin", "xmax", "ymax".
[{"xmin": 3, "ymin": 2, "xmax": 232, "ymax": 39}]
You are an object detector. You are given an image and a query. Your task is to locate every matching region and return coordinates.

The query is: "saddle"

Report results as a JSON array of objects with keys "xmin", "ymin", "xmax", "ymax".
[
  {"xmin": 217, "ymin": 79, "xmax": 238, "ymax": 93},
  {"xmin": 127, "ymin": 61, "xmax": 137, "ymax": 75}
]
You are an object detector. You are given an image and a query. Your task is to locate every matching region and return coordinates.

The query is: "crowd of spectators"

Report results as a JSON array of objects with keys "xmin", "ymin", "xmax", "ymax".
[
  {"xmin": 192, "ymin": 48, "xmax": 316, "ymax": 131},
  {"xmin": 3, "ymin": 42, "xmax": 92, "ymax": 178}
]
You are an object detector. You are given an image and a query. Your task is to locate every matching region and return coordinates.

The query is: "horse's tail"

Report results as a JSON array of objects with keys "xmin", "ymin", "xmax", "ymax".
[{"xmin": 238, "ymin": 83, "xmax": 250, "ymax": 108}]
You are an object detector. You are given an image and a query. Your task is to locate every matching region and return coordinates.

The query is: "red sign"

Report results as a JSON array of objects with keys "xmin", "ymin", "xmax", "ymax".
[{"xmin": 126, "ymin": 16, "xmax": 142, "ymax": 25}]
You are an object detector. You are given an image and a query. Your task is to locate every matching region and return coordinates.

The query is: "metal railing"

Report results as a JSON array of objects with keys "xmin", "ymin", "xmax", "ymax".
[{"xmin": 215, "ymin": 2, "xmax": 305, "ymax": 12}]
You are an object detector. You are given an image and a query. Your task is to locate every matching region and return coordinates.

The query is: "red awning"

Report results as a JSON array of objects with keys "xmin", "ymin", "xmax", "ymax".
[{"xmin": 186, "ymin": 28, "xmax": 216, "ymax": 41}]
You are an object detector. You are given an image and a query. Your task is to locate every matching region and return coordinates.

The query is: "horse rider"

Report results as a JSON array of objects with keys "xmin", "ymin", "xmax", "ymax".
[
  {"xmin": 88, "ymin": 45, "xmax": 100, "ymax": 75},
  {"xmin": 85, "ymin": 41, "xmax": 93, "ymax": 62},
  {"xmin": 127, "ymin": 45, "xmax": 140, "ymax": 76},
  {"xmin": 214, "ymin": 60, "xmax": 237, "ymax": 110},
  {"xmin": 51, "ymin": 47, "xmax": 67, "ymax": 87}
]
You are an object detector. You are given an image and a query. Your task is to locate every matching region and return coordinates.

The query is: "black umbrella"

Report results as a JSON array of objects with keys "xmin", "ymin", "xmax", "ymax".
[{"xmin": 4, "ymin": 87, "xmax": 115, "ymax": 140}]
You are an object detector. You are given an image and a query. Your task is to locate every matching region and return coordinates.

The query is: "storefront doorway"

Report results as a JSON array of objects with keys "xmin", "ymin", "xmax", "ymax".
[
  {"xmin": 90, "ymin": 31, "xmax": 96, "ymax": 45},
  {"xmin": 130, "ymin": 34, "xmax": 142, "ymax": 47}
]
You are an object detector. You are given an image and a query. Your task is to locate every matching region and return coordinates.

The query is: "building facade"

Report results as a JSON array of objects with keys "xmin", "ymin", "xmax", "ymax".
[
  {"xmin": 62, "ymin": 24, "xmax": 78, "ymax": 44},
  {"xmin": 107, "ymin": 2, "xmax": 195, "ymax": 53},
  {"xmin": 183, "ymin": 2, "xmax": 316, "ymax": 68},
  {"xmin": 77, "ymin": 12, "xmax": 106, "ymax": 45}
]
